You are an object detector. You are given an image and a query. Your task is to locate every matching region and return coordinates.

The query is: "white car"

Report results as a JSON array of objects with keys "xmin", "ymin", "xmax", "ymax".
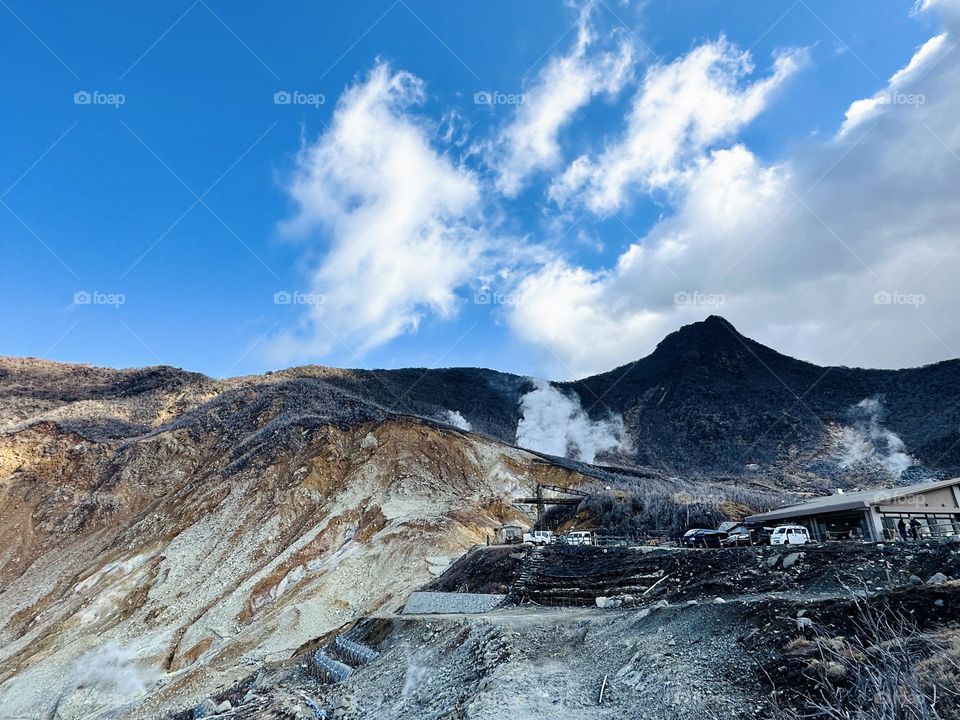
[
  {"xmin": 564, "ymin": 531, "xmax": 593, "ymax": 546},
  {"xmin": 523, "ymin": 530, "xmax": 554, "ymax": 545},
  {"xmin": 769, "ymin": 525, "xmax": 811, "ymax": 546}
]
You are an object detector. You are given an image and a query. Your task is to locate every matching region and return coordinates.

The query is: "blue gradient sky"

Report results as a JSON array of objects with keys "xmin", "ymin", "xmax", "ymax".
[{"xmin": 0, "ymin": 1, "xmax": 952, "ymax": 378}]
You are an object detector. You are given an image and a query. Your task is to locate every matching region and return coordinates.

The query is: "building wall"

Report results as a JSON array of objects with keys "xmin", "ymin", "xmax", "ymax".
[{"xmin": 875, "ymin": 486, "xmax": 959, "ymax": 514}]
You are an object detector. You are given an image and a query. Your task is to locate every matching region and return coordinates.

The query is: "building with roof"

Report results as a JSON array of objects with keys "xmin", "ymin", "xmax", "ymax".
[{"xmin": 744, "ymin": 478, "xmax": 960, "ymax": 542}]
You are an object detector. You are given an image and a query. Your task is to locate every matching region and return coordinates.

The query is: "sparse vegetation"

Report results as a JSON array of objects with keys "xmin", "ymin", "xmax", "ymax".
[
  {"xmin": 571, "ymin": 480, "xmax": 782, "ymax": 536},
  {"xmin": 777, "ymin": 596, "xmax": 960, "ymax": 720}
]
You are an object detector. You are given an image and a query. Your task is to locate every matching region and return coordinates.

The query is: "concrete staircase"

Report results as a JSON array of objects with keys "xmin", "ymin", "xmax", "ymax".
[
  {"xmin": 310, "ymin": 633, "xmax": 379, "ymax": 684},
  {"xmin": 510, "ymin": 546, "xmax": 668, "ymax": 606}
]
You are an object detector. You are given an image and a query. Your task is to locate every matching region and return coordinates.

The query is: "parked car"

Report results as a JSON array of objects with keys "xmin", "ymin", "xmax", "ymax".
[
  {"xmin": 721, "ymin": 526, "xmax": 755, "ymax": 547},
  {"xmin": 523, "ymin": 530, "xmax": 555, "ymax": 545},
  {"xmin": 564, "ymin": 531, "xmax": 593, "ymax": 546},
  {"xmin": 681, "ymin": 528, "xmax": 729, "ymax": 548},
  {"xmin": 769, "ymin": 525, "xmax": 811, "ymax": 546},
  {"xmin": 752, "ymin": 527, "xmax": 776, "ymax": 545}
]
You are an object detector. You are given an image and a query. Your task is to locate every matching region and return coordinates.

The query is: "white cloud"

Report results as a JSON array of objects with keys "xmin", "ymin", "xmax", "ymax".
[
  {"xmin": 510, "ymin": 14, "xmax": 960, "ymax": 377},
  {"xmin": 838, "ymin": 32, "xmax": 948, "ymax": 138},
  {"xmin": 488, "ymin": 3, "xmax": 634, "ymax": 196},
  {"xmin": 549, "ymin": 38, "xmax": 807, "ymax": 212},
  {"xmin": 273, "ymin": 62, "xmax": 490, "ymax": 359}
]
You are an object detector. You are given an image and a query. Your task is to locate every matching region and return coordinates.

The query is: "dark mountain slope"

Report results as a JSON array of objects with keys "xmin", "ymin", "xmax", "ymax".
[
  {"xmin": 563, "ymin": 316, "xmax": 960, "ymax": 477},
  {"xmin": 3, "ymin": 315, "xmax": 958, "ymax": 481}
]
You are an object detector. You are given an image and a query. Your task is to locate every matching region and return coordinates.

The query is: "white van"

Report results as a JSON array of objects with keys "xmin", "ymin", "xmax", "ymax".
[
  {"xmin": 565, "ymin": 531, "xmax": 593, "ymax": 547},
  {"xmin": 770, "ymin": 525, "xmax": 811, "ymax": 546},
  {"xmin": 523, "ymin": 530, "xmax": 555, "ymax": 545}
]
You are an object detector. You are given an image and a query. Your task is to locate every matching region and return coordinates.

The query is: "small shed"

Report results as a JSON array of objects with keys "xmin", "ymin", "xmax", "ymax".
[{"xmin": 495, "ymin": 524, "xmax": 525, "ymax": 545}]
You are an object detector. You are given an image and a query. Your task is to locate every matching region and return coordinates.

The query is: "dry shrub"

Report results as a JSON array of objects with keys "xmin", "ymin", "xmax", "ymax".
[
  {"xmin": 784, "ymin": 637, "xmax": 815, "ymax": 656},
  {"xmin": 916, "ymin": 628, "xmax": 960, "ymax": 719},
  {"xmin": 776, "ymin": 599, "xmax": 956, "ymax": 719}
]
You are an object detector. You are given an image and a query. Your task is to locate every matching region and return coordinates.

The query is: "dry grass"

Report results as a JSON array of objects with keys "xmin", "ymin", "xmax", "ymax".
[{"xmin": 776, "ymin": 600, "xmax": 959, "ymax": 719}]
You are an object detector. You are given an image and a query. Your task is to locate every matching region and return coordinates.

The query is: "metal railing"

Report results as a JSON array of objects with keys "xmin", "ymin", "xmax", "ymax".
[{"xmin": 884, "ymin": 520, "xmax": 960, "ymax": 541}]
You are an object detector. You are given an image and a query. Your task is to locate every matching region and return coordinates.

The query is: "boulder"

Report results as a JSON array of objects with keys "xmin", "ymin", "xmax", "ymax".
[
  {"xmin": 782, "ymin": 552, "xmax": 803, "ymax": 569},
  {"xmin": 928, "ymin": 572, "xmax": 949, "ymax": 585},
  {"xmin": 193, "ymin": 699, "xmax": 218, "ymax": 718}
]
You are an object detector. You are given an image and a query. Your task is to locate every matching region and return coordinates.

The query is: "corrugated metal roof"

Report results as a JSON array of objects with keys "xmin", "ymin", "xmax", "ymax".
[{"xmin": 745, "ymin": 477, "xmax": 960, "ymax": 524}]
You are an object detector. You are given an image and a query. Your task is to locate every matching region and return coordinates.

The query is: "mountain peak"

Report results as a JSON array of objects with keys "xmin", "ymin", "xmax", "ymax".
[{"xmin": 653, "ymin": 315, "xmax": 747, "ymax": 357}]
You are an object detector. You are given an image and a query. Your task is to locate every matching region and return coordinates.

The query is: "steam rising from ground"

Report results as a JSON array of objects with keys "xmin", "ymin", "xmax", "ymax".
[
  {"xmin": 515, "ymin": 379, "xmax": 625, "ymax": 463},
  {"xmin": 442, "ymin": 410, "xmax": 472, "ymax": 431},
  {"xmin": 4, "ymin": 642, "xmax": 161, "ymax": 719},
  {"xmin": 839, "ymin": 397, "xmax": 916, "ymax": 478}
]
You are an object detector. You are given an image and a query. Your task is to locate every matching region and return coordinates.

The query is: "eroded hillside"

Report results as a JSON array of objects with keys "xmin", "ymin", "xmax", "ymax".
[{"xmin": 0, "ymin": 364, "xmax": 590, "ymax": 718}]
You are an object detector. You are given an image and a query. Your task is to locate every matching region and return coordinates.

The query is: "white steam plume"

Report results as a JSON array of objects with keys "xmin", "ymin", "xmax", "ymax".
[
  {"xmin": 839, "ymin": 397, "xmax": 916, "ymax": 478},
  {"xmin": 515, "ymin": 379, "xmax": 625, "ymax": 463},
  {"xmin": 442, "ymin": 410, "xmax": 472, "ymax": 431}
]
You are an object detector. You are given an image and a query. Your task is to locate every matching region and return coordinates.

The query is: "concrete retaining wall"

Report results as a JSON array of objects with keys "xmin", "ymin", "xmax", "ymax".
[{"xmin": 403, "ymin": 591, "xmax": 506, "ymax": 615}]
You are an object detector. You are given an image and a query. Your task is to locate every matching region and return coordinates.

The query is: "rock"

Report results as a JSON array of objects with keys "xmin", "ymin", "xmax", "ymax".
[
  {"xmin": 359, "ymin": 433, "xmax": 378, "ymax": 449},
  {"xmin": 796, "ymin": 617, "xmax": 813, "ymax": 630},
  {"xmin": 928, "ymin": 572, "xmax": 949, "ymax": 585},
  {"xmin": 713, "ymin": 597, "xmax": 726, "ymax": 604},
  {"xmin": 652, "ymin": 600, "xmax": 670, "ymax": 610},
  {"xmin": 909, "ymin": 575, "xmax": 923, "ymax": 585},
  {"xmin": 636, "ymin": 608, "xmax": 651, "ymax": 619},
  {"xmin": 766, "ymin": 555, "xmax": 779, "ymax": 567},
  {"xmin": 935, "ymin": 599, "xmax": 945, "ymax": 607},
  {"xmin": 215, "ymin": 700, "xmax": 233, "ymax": 713},
  {"xmin": 687, "ymin": 600, "xmax": 699, "ymax": 605},
  {"xmin": 782, "ymin": 552, "xmax": 803, "ymax": 569},
  {"xmin": 596, "ymin": 596, "xmax": 612, "ymax": 609},
  {"xmin": 193, "ymin": 699, "xmax": 218, "ymax": 717}
]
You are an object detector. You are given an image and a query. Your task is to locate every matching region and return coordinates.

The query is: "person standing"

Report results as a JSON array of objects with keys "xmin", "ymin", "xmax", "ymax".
[
  {"xmin": 910, "ymin": 518, "xmax": 921, "ymax": 541},
  {"xmin": 897, "ymin": 518, "xmax": 908, "ymax": 541}
]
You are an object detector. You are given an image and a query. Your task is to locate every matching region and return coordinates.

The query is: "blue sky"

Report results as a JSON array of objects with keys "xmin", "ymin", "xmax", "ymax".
[{"xmin": 2, "ymin": 0, "xmax": 958, "ymax": 378}]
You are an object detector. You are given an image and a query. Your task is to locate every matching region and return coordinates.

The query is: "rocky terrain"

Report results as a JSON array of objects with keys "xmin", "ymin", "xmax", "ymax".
[
  {"xmin": 2, "ymin": 316, "xmax": 960, "ymax": 718},
  {"xmin": 0, "ymin": 363, "xmax": 591, "ymax": 718},
  {"xmin": 164, "ymin": 542, "xmax": 960, "ymax": 719}
]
